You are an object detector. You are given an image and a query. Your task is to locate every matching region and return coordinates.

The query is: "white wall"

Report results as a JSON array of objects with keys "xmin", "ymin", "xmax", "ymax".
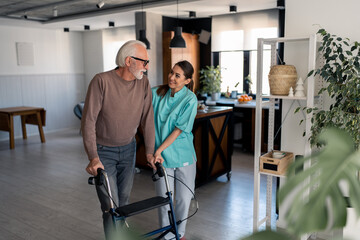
[
  {"xmin": 102, "ymin": 26, "xmax": 136, "ymax": 72},
  {"xmin": 83, "ymin": 30, "xmax": 105, "ymax": 88},
  {"xmin": 83, "ymin": 25, "xmax": 147, "ymax": 88},
  {"xmin": 283, "ymin": 0, "xmax": 360, "ymax": 237},
  {"xmin": 146, "ymin": 12, "xmax": 163, "ymax": 87},
  {"xmin": 0, "ymin": 26, "xmax": 84, "ymax": 74},
  {"xmin": 283, "ymin": 0, "xmax": 360, "ymax": 153},
  {"xmin": 83, "ymin": 13, "xmax": 162, "ymax": 88},
  {"xmin": 0, "ymin": 21, "xmax": 157, "ymax": 143},
  {"xmin": 0, "ymin": 25, "xmax": 86, "ymax": 141}
]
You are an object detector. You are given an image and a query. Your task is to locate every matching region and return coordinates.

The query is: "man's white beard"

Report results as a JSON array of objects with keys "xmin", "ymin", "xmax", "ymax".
[{"xmin": 130, "ymin": 64, "xmax": 145, "ymax": 80}]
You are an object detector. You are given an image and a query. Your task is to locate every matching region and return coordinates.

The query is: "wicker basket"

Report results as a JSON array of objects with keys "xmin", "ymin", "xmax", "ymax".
[{"xmin": 268, "ymin": 65, "xmax": 297, "ymax": 95}]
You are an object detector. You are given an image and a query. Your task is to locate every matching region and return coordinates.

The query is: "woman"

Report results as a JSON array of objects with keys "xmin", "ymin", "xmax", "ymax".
[{"xmin": 151, "ymin": 60, "xmax": 198, "ymax": 240}]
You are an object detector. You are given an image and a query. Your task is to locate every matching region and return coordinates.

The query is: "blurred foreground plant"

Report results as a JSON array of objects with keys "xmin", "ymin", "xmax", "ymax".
[{"xmin": 241, "ymin": 127, "xmax": 360, "ymax": 239}]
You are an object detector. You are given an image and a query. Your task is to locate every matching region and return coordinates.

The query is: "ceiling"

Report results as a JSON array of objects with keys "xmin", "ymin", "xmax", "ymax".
[{"xmin": 0, "ymin": 0, "xmax": 278, "ymax": 31}]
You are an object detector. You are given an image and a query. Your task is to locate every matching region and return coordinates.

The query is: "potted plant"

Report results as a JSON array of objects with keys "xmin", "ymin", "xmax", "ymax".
[
  {"xmin": 295, "ymin": 28, "xmax": 360, "ymax": 149},
  {"xmin": 199, "ymin": 65, "xmax": 222, "ymax": 101}
]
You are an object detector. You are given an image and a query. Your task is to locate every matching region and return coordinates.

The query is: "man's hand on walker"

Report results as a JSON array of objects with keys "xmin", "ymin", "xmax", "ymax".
[
  {"xmin": 86, "ymin": 157, "xmax": 104, "ymax": 176},
  {"xmin": 146, "ymin": 154, "xmax": 157, "ymax": 169}
]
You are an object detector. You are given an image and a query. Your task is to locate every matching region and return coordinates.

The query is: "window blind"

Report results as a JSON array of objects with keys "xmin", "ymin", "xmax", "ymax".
[{"xmin": 212, "ymin": 9, "xmax": 279, "ymax": 51}]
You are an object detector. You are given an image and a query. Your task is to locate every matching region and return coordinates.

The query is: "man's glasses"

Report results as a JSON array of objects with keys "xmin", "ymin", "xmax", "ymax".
[{"xmin": 131, "ymin": 56, "xmax": 149, "ymax": 67}]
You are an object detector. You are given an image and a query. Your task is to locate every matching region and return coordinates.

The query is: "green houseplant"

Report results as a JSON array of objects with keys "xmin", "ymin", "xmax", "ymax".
[
  {"xmin": 241, "ymin": 127, "xmax": 360, "ymax": 240},
  {"xmin": 199, "ymin": 65, "xmax": 222, "ymax": 101},
  {"xmin": 295, "ymin": 28, "xmax": 360, "ymax": 149}
]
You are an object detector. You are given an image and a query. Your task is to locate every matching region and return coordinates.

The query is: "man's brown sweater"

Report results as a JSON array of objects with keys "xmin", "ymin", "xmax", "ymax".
[{"xmin": 81, "ymin": 69, "xmax": 155, "ymax": 160}]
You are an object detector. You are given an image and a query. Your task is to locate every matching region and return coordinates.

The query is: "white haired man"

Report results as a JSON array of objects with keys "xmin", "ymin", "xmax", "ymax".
[{"xmin": 81, "ymin": 40, "xmax": 155, "ymax": 239}]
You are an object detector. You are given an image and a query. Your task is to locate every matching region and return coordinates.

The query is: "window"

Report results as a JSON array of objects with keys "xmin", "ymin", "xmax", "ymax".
[
  {"xmin": 220, "ymin": 51, "xmax": 244, "ymax": 93},
  {"xmin": 250, "ymin": 49, "xmax": 272, "ymax": 95},
  {"xmin": 212, "ymin": 9, "xmax": 279, "ymax": 96},
  {"xmin": 218, "ymin": 30, "xmax": 276, "ymax": 95}
]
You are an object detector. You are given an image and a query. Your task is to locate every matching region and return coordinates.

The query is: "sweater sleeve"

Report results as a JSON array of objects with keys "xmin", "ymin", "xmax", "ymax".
[
  {"xmin": 140, "ymin": 79, "xmax": 155, "ymax": 155},
  {"xmin": 81, "ymin": 74, "xmax": 103, "ymax": 160}
]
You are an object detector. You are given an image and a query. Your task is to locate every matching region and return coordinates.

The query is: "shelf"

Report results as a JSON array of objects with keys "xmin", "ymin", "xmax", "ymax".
[
  {"xmin": 263, "ymin": 36, "xmax": 310, "ymax": 44},
  {"xmin": 253, "ymin": 35, "xmax": 317, "ymax": 236},
  {"xmin": 262, "ymin": 95, "xmax": 307, "ymax": 100},
  {"xmin": 259, "ymin": 171, "xmax": 287, "ymax": 178}
]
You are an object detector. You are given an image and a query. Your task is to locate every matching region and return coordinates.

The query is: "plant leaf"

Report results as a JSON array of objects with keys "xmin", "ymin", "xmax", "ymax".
[
  {"xmin": 279, "ymin": 128, "xmax": 360, "ymax": 236},
  {"xmin": 307, "ymin": 69, "xmax": 314, "ymax": 77}
]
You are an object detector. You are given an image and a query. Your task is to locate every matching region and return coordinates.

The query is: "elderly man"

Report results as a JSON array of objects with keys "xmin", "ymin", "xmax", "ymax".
[{"xmin": 81, "ymin": 40, "xmax": 155, "ymax": 239}]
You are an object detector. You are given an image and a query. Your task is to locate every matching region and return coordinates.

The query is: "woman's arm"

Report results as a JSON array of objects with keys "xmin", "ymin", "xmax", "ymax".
[{"xmin": 154, "ymin": 127, "xmax": 182, "ymax": 161}]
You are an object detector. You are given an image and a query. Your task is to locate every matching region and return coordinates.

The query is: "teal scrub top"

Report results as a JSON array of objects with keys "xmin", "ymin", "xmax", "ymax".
[{"xmin": 152, "ymin": 86, "xmax": 198, "ymax": 168}]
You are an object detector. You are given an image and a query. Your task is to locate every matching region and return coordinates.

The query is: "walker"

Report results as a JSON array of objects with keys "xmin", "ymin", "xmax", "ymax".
[{"xmin": 88, "ymin": 163, "xmax": 181, "ymax": 240}]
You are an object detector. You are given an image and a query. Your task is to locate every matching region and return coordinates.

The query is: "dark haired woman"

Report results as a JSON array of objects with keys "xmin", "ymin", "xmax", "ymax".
[{"xmin": 151, "ymin": 60, "xmax": 197, "ymax": 240}]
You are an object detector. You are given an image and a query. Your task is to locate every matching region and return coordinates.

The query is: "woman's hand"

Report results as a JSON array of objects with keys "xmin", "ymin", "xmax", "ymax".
[{"xmin": 154, "ymin": 151, "xmax": 164, "ymax": 165}]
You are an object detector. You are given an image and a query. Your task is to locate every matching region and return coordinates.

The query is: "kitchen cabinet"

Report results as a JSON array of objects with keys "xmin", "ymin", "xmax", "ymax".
[
  {"xmin": 162, "ymin": 31, "xmax": 200, "ymax": 92},
  {"xmin": 193, "ymin": 106, "xmax": 233, "ymax": 187}
]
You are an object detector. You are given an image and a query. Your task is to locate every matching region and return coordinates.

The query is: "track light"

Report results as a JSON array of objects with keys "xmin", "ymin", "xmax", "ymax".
[
  {"xmin": 108, "ymin": 21, "xmax": 115, "ymax": 27},
  {"xmin": 189, "ymin": 11, "xmax": 196, "ymax": 18},
  {"xmin": 96, "ymin": 0, "xmax": 105, "ymax": 8},
  {"xmin": 230, "ymin": 5, "xmax": 237, "ymax": 13},
  {"xmin": 277, "ymin": 0, "xmax": 285, "ymax": 9},
  {"xmin": 53, "ymin": 7, "xmax": 58, "ymax": 17},
  {"xmin": 84, "ymin": 25, "xmax": 90, "ymax": 30}
]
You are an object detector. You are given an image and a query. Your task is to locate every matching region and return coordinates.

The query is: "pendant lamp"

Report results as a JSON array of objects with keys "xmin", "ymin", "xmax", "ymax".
[
  {"xmin": 138, "ymin": 0, "xmax": 150, "ymax": 49},
  {"xmin": 170, "ymin": 27, "xmax": 186, "ymax": 48},
  {"xmin": 170, "ymin": 0, "xmax": 186, "ymax": 48}
]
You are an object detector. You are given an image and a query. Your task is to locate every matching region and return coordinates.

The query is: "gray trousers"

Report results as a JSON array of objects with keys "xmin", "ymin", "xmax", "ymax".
[
  {"xmin": 154, "ymin": 163, "xmax": 196, "ymax": 239},
  {"xmin": 95, "ymin": 140, "xmax": 136, "ymax": 240}
]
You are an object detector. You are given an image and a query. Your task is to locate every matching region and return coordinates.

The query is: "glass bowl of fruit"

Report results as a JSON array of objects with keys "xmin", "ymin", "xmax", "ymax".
[{"xmin": 237, "ymin": 94, "xmax": 253, "ymax": 104}]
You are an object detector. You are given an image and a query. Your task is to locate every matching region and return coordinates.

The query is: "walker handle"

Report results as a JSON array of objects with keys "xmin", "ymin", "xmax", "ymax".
[
  {"xmin": 88, "ymin": 168, "xmax": 105, "ymax": 185},
  {"xmin": 155, "ymin": 162, "xmax": 165, "ymax": 177}
]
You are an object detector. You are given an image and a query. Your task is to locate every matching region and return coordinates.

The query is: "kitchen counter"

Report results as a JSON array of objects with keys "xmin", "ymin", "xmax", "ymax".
[
  {"xmin": 204, "ymin": 98, "xmax": 281, "ymax": 152},
  {"xmin": 193, "ymin": 106, "xmax": 233, "ymax": 186}
]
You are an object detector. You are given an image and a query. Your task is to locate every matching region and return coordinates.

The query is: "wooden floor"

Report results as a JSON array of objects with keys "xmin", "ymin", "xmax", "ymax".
[{"xmin": 0, "ymin": 129, "xmax": 276, "ymax": 240}]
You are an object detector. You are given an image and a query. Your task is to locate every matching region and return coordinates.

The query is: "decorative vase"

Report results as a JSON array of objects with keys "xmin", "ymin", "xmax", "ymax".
[
  {"xmin": 268, "ymin": 65, "xmax": 297, "ymax": 95},
  {"xmin": 211, "ymin": 92, "xmax": 220, "ymax": 101}
]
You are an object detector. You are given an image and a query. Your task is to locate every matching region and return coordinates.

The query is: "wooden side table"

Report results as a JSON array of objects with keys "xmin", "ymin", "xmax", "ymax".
[{"xmin": 0, "ymin": 106, "xmax": 46, "ymax": 149}]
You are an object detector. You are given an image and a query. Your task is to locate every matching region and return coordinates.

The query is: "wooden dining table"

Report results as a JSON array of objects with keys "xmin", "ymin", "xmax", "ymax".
[{"xmin": 0, "ymin": 106, "xmax": 46, "ymax": 149}]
